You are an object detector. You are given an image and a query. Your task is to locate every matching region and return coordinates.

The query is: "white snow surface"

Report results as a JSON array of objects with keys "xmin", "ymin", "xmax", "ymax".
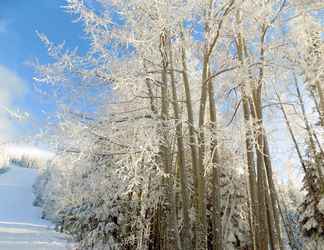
[{"xmin": 0, "ymin": 165, "xmax": 74, "ymax": 250}]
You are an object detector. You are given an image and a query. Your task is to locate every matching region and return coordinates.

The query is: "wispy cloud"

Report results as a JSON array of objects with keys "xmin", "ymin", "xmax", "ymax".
[{"xmin": 0, "ymin": 65, "xmax": 27, "ymax": 143}]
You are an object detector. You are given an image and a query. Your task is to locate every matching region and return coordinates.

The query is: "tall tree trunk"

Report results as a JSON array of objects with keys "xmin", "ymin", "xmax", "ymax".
[
  {"xmin": 247, "ymin": 21, "xmax": 284, "ymax": 250},
  {"xmin": 168, "ymin": 41, "xmax": 191, "ymax": 250},
  {"xmin": 254, "ymin": 23, "xmax": 282, "ymax": 249},
  {"xmin": 159, "ymin": 30, "xmax": 181, "ymax": 250},
  {"xmin": 180, "ymin": 26, "xmax": 200, "ymax": 249},
  {"xmin": 236, "ymin": 29, "xmax": 260, "ymax": 250},
  {"xmin": 276, "ymin": 88, "xmax": 315, "ymax": 201},
  {"xmin": 197, "ymin": 55, "xmax": 209, "ymax": 249},
  {"xmin": 275, "ymin": 90, "xmax": 308, "ymax": 174},
  {"xmin": 294, "ymin": 77, "xmax": 324, "ymax": 186},
  {"xmin": 207, "ymin": 71, "xmax": 223, "ymax": 250},
  {"xmin": 263, "ymin": 135, "xmax": 285, "ymax": 250},
  {"xmin": 251, "ymin": 97, "xmax": 270, "ymax": 250},
  {"xmin": 250, "ymin": 84, "xmax": 282, "ymax": 250}
]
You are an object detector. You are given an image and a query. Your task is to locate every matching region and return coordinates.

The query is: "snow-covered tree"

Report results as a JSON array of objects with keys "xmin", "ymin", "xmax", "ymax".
[{"xmin": 32, "ymin": 0, "xmax": 324, "ymax": 249}]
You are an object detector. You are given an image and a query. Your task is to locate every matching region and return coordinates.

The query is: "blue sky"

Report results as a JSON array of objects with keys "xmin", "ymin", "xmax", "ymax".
[{"xmin": 0, "ymin": 0, "xmax": 88, "ymax": 142}]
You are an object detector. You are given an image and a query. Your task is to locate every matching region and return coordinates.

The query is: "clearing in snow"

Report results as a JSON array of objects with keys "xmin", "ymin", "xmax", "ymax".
[{"xmin": 0, "ymin": 165, "xmax": 73, "ymax": 250}]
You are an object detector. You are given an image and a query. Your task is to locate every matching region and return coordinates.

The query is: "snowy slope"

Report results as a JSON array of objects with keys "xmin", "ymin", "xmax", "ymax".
[{"xmin": 0, "ymin": 165, "xmax": 73, "ymax": 250}]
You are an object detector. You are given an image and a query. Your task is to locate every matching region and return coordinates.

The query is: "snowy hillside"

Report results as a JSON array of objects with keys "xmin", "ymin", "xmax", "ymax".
[{"xmin": 0, "ymin": 165, "xmax": 73, "ymax": 250}]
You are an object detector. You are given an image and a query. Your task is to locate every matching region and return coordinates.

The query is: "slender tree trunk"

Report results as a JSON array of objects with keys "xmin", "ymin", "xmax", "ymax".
[
  {"xmin": 236, "ymin": 29, "xmax": 260, "ymax": 250},
  {"xmin": 159, "ymin": 31, "xmax": 181, "ymax": 250},
  {"xmin": 253, "ymin": 24, "xmax": 283, "ymax": 249},
  {"xmin": 251, "ymin": 89, "xmax": 283, "ymax": 250},
  {"xmin": 243, "ymin": 20, "xmax": 284, "ymax": 249},
  {"xmin": 294, "ymin": 78, "xmax": 324, "ymax": 186},
  {"xmin": 197, "ymin": 55, "xmax": 209, "ymax": 249},
  {"xmin": 263, "ymin": 135, "xmax": 285, "ymax": 250},
  {"xmin": 243, "ymin": 96, "xmax": 260, "ymax": 250},
  {"xmin": 275, "ymin": 91, "xmax": 308, "ymax": 174},
  {"xmin": 180, "ymin": 27, "xmax": 200, "ymax": 249},
  {"xmin": 168, "ymin": 41, "xmax": 191, "ymax": 250},
  {"xmin": 207, "ymin": 71, "xmax": 223, "ymax": 250},
  {"xmin": 253, "ymin": 116, "xmax": 270, "ymax": 250}
]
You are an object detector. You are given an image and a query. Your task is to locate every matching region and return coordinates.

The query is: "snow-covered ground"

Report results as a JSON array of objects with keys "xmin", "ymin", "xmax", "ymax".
[{"xmin": 0, "ymin": 165, "xmax": 73, "ymax": 250}]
